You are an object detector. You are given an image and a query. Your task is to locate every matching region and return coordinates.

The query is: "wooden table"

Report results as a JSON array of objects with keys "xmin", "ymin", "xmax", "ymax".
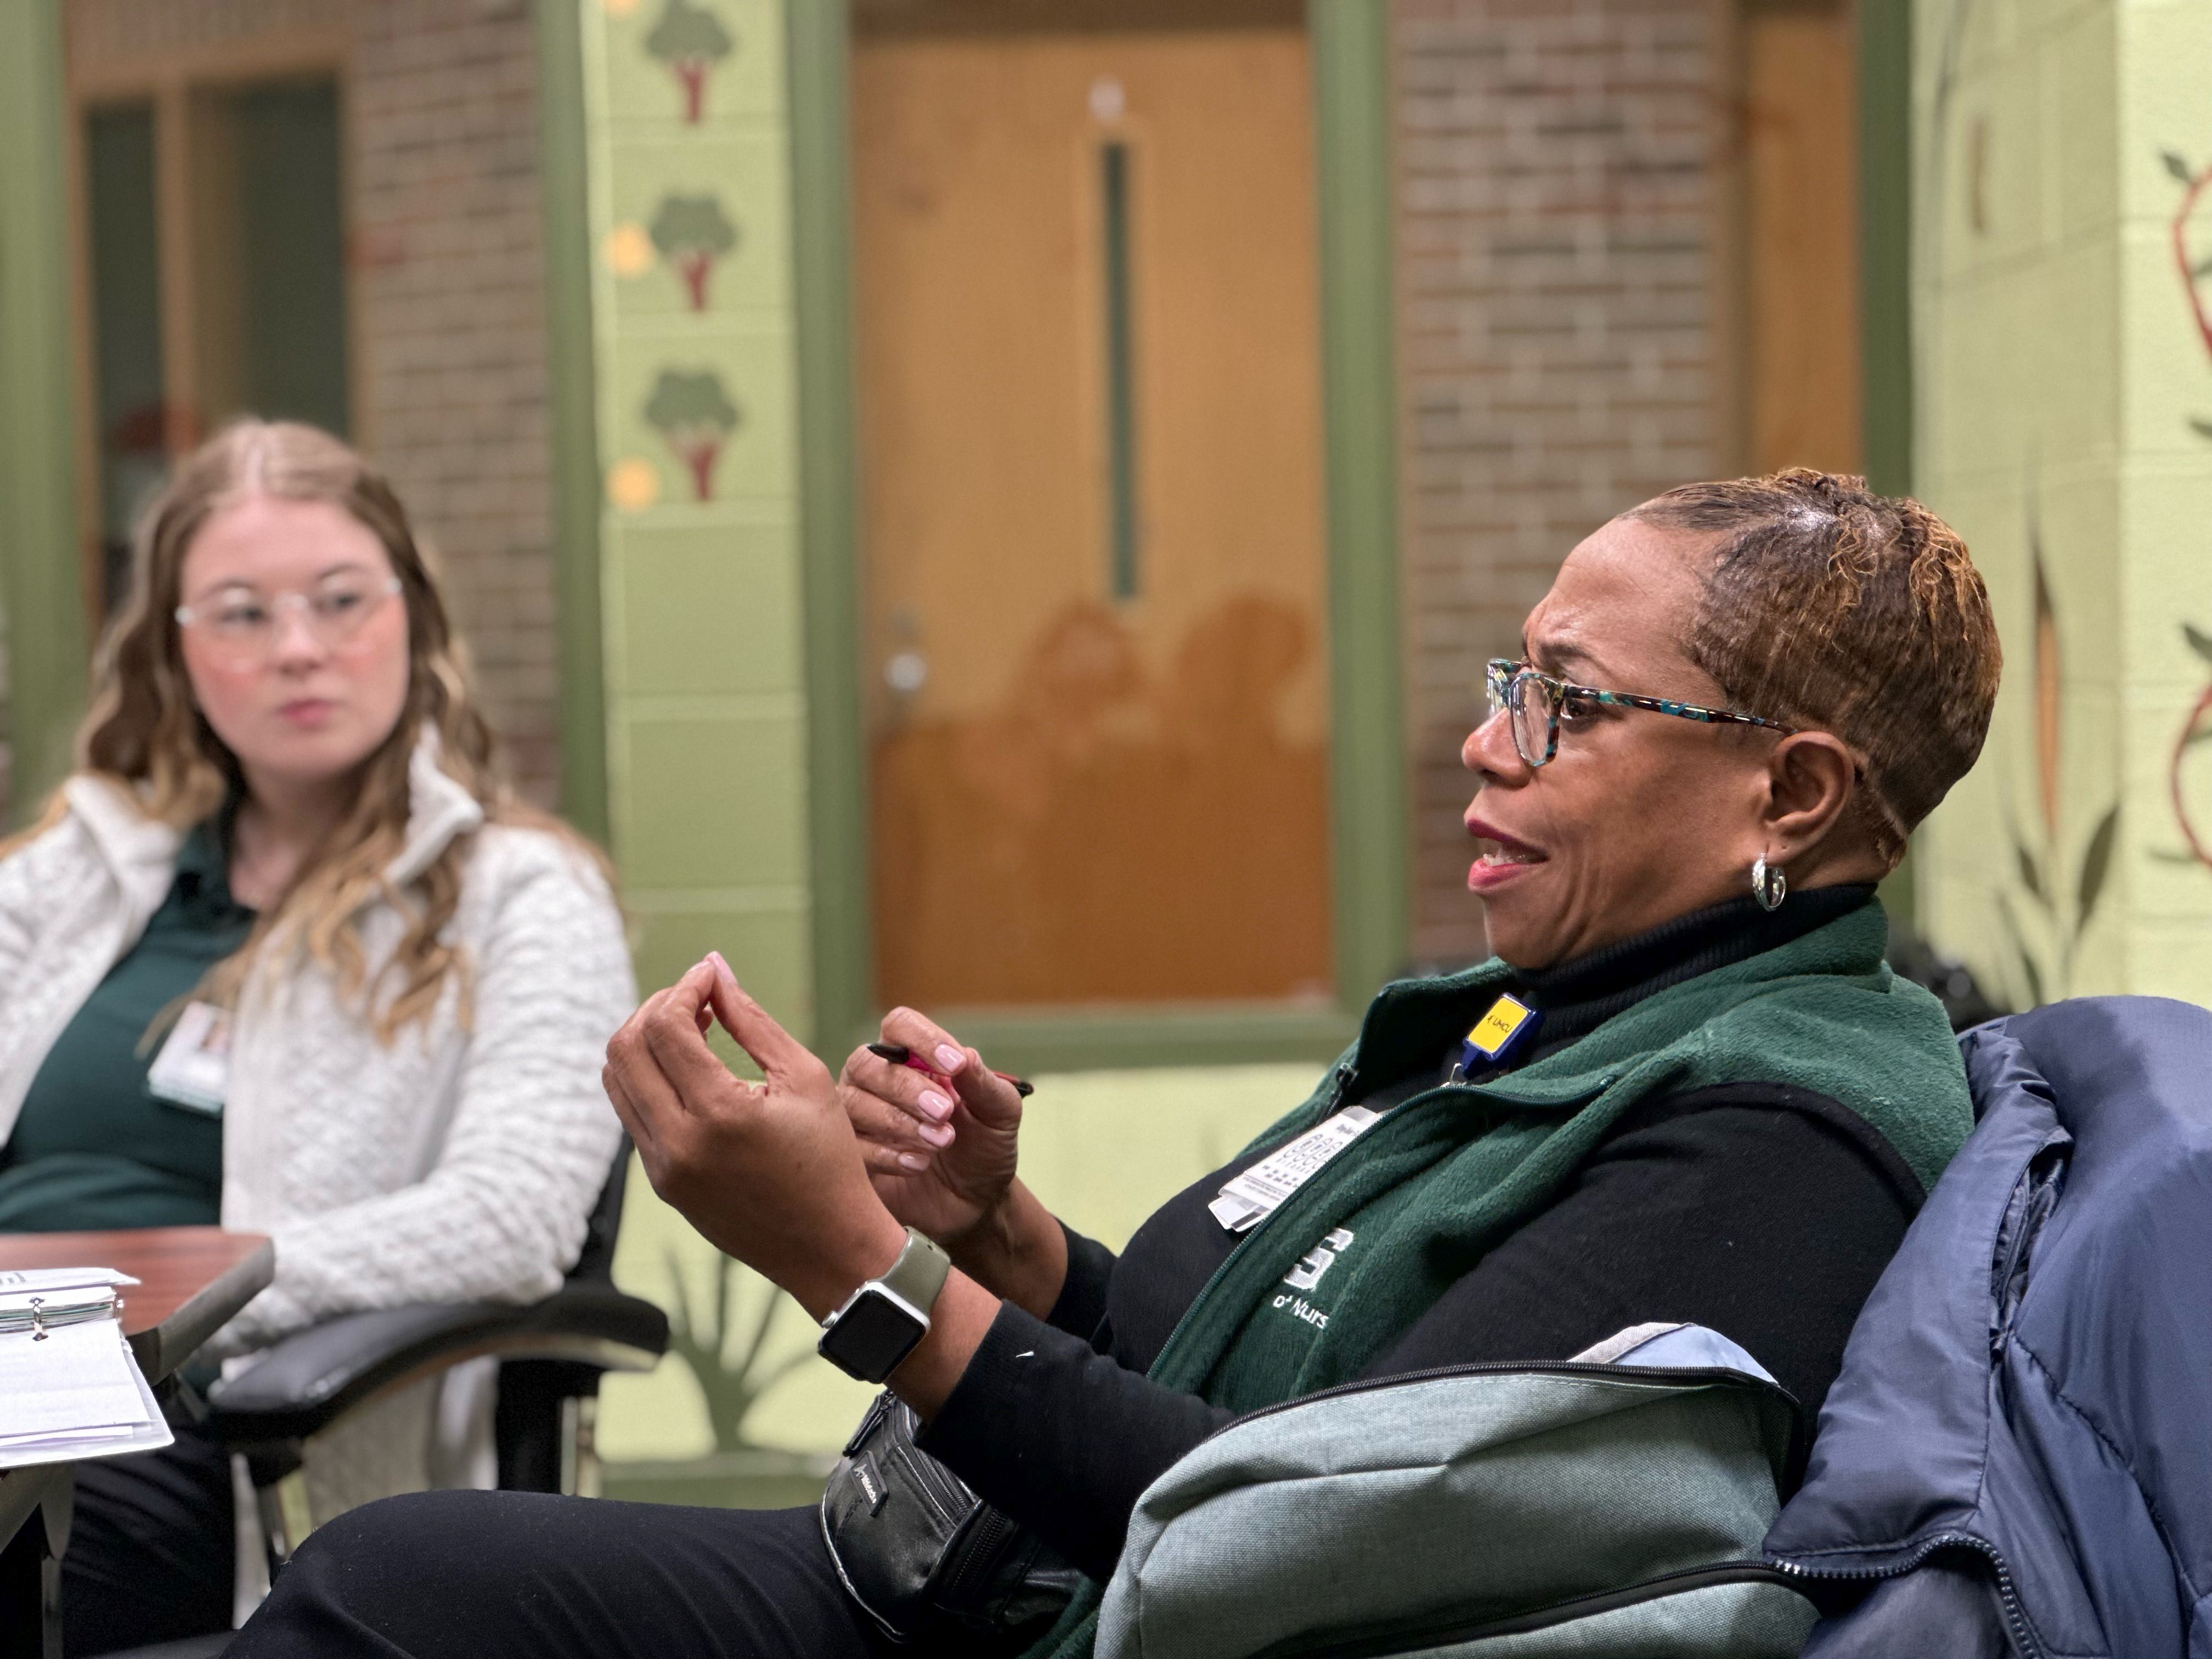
[
  {"xmin": 0, "ymin": 1228, "xmax": 274, "ymax": 1384},
  {"xmin": 0, "ymin": 1228, "xmax": 272, "ymax": 1658}
]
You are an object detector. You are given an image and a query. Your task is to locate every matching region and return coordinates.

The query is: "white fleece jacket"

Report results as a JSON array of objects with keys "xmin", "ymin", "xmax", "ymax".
[{"xmin": 0, "ymin": 742, "xmax": 634, "ymax": 1490}]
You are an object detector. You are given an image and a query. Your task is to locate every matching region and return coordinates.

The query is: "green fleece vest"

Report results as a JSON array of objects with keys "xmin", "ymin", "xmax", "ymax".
[{"xmin": 1030, "ymin": 900, "xmax": 1972, "ymax": 1659}]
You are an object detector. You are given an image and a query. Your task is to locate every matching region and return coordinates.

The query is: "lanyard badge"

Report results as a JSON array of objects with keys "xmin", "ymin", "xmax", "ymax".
[
  {"xmin": 1450, "ymin": 993, "xmax": 1541, "ymax": 1081},
  {"xmin": 1209, "ymin": 1105, "xmax": 1389, "ymax": 1233},
  {"xmin": 146, "ymin": 1001, "xmax": 233, "ymax": 1116}
]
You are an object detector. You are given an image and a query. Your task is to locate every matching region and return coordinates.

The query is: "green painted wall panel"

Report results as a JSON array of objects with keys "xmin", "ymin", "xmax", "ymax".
[
  {"xmin": 538, "ymin": 0, "xmax": 612, "ymax": 843},
  {"xmin": 622, "ymin": 710, "xmax": 808, "ymax": 887},
  {"xmin": 786, "ymin": 0, "xmax": 874, "ymax": 1059},
  {"xmin": 1310, "ymin": 0, "xmax": 1410, "ymax": 1007},
  {"xmin": 602, "ymin": 133, "xmax": 792, "ymax": 317},
  {"xmin": 599, "ymin": 0, "xmax": 786, "ymax": 126},
  {"xmin": 611, "ymin": 522, "xmax": 802, "ymax": 696},
  {"xmin": 601, "ymin": 331, "xmax": 797, "ymax": 511},
  {"xmin": 633, "ymin": 902, "xmax": 812, "ymax": 1032}
]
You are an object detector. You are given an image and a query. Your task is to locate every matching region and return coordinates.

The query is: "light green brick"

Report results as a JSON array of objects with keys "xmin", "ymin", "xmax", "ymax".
[
  {"xmin": 620, "ymin": 710, "xmax": 808, "ymax": 888},
  {"xmin": 602, "ymin": 131, "xmax": 792, "ymax": 318},
  {"xmin": 611, "ymin": 521, "xmax": 803, "ymax": 697},
  {"xmin": 632, "ymin": 901, "xmax": 812, "ymax": 1034},
  {"xmin": 596, "ymin": 0, "xmax": 784, "ymax": 128},
  {"xmin": 601, "ymin": 326, "xmax": 795, "ymax": 509}
]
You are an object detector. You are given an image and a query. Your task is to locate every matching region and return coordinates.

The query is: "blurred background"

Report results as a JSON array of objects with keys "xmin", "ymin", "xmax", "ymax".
[{"xmin": 0, "ymin": 0, "xmax": 2204, "ymax": 1497}]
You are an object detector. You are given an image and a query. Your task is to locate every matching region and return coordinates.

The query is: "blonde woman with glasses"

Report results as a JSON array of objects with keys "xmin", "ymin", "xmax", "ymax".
[{"xmin": 0, "ymin": 421, "xmax": 634, "ymax": 1655}]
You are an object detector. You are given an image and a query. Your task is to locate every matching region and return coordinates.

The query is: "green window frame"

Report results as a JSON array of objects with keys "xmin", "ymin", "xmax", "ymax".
[
  {"xmin": 534, "ymin": 0, "xmax": 611, "ymax": 847},
  {"xmin": 785, "ymin": 0, "xmax": 1408, "ymax": 1073}
]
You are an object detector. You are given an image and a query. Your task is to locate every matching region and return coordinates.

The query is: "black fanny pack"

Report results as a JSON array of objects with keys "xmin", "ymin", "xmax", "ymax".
[{"xmin": 820, "ymin": 1391, "xmax": 1082, "ymax": 1646}]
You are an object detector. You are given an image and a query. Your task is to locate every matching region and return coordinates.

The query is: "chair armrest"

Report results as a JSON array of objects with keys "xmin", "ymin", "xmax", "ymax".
[{"xmin": 206, "ymin": 1285, "xmax": 669, "ymax": 1446}]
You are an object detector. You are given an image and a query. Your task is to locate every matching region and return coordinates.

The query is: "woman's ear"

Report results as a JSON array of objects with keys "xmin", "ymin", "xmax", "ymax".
[{"xmin": 1759, "ymin": 731, "xmax": 1864, "ymax": 866}]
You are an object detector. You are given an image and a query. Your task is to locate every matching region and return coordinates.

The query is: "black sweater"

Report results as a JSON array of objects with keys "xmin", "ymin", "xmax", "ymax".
[{"xmin": 917, "ymin": 889, "xmax": 1925, "ymax": 1581}]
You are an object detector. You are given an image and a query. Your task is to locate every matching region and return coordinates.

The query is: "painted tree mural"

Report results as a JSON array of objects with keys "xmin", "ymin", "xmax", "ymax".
[
  {"xmin": 664, "ymin": 1252, "xmax": 810, "ymax": 1452},
  {"xmin": 2162, "ymin": 150, "xmax": 2212, "ymax": 872},
  {"xmin": 646, "ymin": 0, "xmax": 733, "ymax": 125},
  {"xmin": 650, "ymin": 195, "xmax": 738, "ymax": 312},
  {"xmin": 645, "ymin": 369, "xmax": 740, "ymax": 501},
  {"xmin": 2176, "ymin": 627, "xmax": 2212, "ymax": 871},
  {"xmin": 1998, "ymin": 534, "xmax": 2120, "ymax": 1006},
  {"xmin": 2165, "ymin": 150, "xmax": 2212, "ymax": 429}
]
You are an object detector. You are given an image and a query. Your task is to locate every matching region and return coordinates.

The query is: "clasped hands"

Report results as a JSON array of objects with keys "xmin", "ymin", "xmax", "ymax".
[{"xmin": 600, "ymin": 954, "xmax": 1058, "ymax": 1357}]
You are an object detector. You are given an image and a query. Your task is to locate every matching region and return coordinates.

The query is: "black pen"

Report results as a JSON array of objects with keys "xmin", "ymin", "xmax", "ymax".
[{"xmin": 866, "ymin": 1041, "xmax": 1034, "ymax": 1098}]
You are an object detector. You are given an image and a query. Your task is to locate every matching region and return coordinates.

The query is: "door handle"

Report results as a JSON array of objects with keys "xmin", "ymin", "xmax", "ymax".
[{"xmin": 883, "ymin": 651, "xmax": 929, "ymax": 696}]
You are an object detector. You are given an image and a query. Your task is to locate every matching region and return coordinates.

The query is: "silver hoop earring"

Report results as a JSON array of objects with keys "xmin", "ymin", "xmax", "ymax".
[{"xmin": 1751, "ymin": 855, "xmax": 1788, "ymax": 912}]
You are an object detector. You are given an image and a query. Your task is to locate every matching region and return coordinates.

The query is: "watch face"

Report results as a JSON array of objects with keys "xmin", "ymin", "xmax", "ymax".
[{"xmin": 820, "ymin": 1287, "xmax": 927, "ymax": 1383}]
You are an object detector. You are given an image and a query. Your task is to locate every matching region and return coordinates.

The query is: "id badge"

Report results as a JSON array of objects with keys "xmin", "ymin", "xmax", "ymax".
[
  {"xmin": 1208, "ymin": 1105, "xmax": 1390, "ymax": 1233},
  {"xmin": 146, "ymin": 1001, "xmax": 233, "ymax": 1116}
]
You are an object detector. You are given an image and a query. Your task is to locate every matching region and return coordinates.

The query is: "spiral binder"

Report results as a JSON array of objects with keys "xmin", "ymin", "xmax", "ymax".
[{"xmin": 0, "ymin": 1268, "xmax": 173, "ymax": 1469}]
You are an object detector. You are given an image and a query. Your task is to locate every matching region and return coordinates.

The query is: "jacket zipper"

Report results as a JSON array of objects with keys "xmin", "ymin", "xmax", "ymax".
[{"xmin": 1768, "ymin": 1533, "xmax": 2044, "ymax": 1659}]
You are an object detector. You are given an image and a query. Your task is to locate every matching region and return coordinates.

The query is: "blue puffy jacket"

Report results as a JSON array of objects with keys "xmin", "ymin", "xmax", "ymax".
[{"xmin": 1763, "ymin": 996, "xmax": 2211, "ymax": 1657}]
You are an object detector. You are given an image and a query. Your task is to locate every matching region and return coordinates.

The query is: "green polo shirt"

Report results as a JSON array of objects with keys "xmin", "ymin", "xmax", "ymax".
[{"xmin": 0, "ymin": 814, "xmax": 255, "ymax": 1232}]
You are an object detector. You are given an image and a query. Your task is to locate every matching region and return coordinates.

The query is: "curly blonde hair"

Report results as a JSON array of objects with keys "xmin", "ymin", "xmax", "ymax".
[{"xmin": 12, "ymin": 420, "xmax": 594, "ymax": 1040}]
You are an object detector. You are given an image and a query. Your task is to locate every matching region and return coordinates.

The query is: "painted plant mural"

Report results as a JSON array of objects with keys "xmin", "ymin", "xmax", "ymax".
[
  {"xmin": 2175, "ymin": 628, "xmax": 2212, "ymax": 872},
  {"xmin": 644, "ymin": 368, "xmax": 741, "ymax": 501},
  {"xmin": 651, "ymin": 194, "xmax": 738, "ymax": 311},
  {"xmin": 1998, "ymin": 538, "xmax": 2120, "ymax": 1007},
  {"xmin": 647, "ymin": 0, "xmax": 733, "ymax": 124},
  {"xmin": 663, "ymin": 1252, "xmax": 808, "ymax": 1452},
  {"xmin": 2165, "ymin": 149, "xmax": 2212, "ymax": 875}
]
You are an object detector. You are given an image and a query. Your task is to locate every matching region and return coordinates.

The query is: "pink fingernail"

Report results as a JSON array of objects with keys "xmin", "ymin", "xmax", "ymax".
[
  {"xmin": 934, "ymin": 1044, "xmax": 966, "ymax": 1073},
  {"xmin": 919, "ymin": 1120, "xmax": 954, "ymax": 1148},
  {"xmin": 918, "ymin": 1089, "xmax": 953, "ymax": 1121},
  {"xmin": 898, "ymin": 1152, "xmax": 929, "ymax": 1171}
]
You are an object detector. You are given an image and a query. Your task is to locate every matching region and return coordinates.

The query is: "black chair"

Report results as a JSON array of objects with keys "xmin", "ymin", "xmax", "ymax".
[{"xmin": 103, "ymin": 1146, "xmax": 669, "ymax": 1658}]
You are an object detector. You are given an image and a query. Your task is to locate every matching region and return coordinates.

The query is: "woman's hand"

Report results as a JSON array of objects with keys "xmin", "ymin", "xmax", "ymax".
[
  {"xmin": 602, "ymin": 955, "xmax": 907, "ymax": 1322},
  {"xmin": 603, "ymin": 958, "xmax": 1012, "ymax": 1417},
  {"xmin": 838, "ymin": 1008, "xmax": 1024, "ymax": 1244},
  {"xmin": 838, "ymin": 1008, "xmax": 1068, "ymax": 1318}
]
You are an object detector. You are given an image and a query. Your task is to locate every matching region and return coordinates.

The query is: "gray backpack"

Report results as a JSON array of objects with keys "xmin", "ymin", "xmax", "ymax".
[{"xmin": 1097, "ymin": 1325, "xmax": 1820, "ymax": 1659}]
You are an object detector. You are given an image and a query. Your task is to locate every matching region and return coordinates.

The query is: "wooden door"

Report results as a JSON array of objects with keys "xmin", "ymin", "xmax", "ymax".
[{"xmin": 853, "ymin": 21, "xmax": 1333, "ymax": 1009}]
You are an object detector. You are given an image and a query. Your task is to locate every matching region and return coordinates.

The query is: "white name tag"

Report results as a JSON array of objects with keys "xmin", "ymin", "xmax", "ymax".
[
  {"xmin": 1208, "ymin": 1105, "xmax": 1389, "ymax": 1233},
  {"xmin": 146, "ymin": 1002, "xmax": 232, "ymax": 1117}
]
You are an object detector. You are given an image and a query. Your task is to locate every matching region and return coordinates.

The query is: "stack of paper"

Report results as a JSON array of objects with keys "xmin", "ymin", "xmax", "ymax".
[{"xmin": 0, "ymin": 1268, "xmax": 173, "ymax": 1469}]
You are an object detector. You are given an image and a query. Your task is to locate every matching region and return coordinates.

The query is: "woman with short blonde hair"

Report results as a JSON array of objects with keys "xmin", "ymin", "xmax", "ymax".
[{"xmin": 0, "ymin": 421, "xmax": 634, "ymax": 1655}]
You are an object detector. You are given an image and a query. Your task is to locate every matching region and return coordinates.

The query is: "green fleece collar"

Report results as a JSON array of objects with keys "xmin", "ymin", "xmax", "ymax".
[{"xmin": 1279, "ymin": 902, "xmax": 1963, "ymax": 1189}]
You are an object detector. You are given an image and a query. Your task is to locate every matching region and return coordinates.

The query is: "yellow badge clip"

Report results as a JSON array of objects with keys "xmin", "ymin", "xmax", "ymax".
[{"xmin": 1457, "ymin": 993, "xmax": 1540, "ymax": 1075}]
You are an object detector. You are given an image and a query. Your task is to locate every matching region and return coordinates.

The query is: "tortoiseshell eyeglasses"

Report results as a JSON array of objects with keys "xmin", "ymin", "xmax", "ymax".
[{"xmin": 1484, "ymin": 657, "xmax": 1797, "ymax": 770}]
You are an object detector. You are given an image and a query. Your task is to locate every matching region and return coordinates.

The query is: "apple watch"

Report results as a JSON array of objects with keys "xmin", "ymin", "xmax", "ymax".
[{"xmin": 816, "ymin": 1227, "xmax": 952, "ymax": 1384}]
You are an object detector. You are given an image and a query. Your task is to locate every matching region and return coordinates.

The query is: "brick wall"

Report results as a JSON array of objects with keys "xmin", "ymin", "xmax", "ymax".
[
  {"xmin": 1393, "ymin": 0, "xmax": 1733, "ymax": 969},
  {"xmin": 64, "ymin": 0, "xmax": 562, "ymax": 806}
]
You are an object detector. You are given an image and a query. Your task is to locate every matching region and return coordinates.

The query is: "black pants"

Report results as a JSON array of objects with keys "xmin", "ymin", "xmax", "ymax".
[
  {"xmin": 229, "ymin": 1493, "xmax": 905, "ymax": 1659},
  {"xmin": 63, "ymin": 1416, "xmax": 235, "ymax": 1656}
]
